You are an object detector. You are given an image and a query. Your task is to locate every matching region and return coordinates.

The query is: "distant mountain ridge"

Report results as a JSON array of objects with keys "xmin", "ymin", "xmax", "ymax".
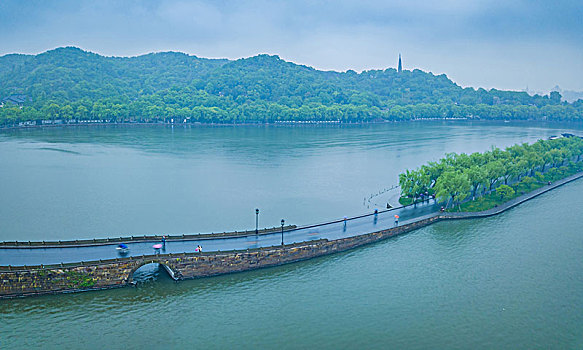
[
  {"xmin": 0, "ymin": 47, "xmax": 581, "ymax": 124},
  {"xmin": 0, "ymin": 47, "xmax": 227, "ymax": 101}
]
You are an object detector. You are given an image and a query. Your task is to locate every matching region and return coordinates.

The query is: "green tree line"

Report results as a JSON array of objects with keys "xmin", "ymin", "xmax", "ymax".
[
  {"xmin": 399, "ymin": 136, "xmax": 583, "ymax": 209},
  {"xmin": 1, "ymin": 47, "xmax": 582, "ymax": 125}
]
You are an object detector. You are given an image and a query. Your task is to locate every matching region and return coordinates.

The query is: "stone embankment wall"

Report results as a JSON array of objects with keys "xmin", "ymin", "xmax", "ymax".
[
  {"xmin": 0, "ymin": 215, "xmax": 439, "ymax": 298},
  {"xmin": 2, "ymin": 171, "xmax": 582, "ymax": 299}
]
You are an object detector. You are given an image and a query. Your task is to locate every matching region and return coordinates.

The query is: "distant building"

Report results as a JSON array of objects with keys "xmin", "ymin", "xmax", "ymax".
[
  {"xmin": 1, "ymin": 94, "xmax": 30, "ymax": 106},
  {"xmin": 398, "ymin": 54, "xmax": 402, "ymax": 73},
  {"xmin": 562, "ymin": 133, "xmax": 583, "ymax": 139}
]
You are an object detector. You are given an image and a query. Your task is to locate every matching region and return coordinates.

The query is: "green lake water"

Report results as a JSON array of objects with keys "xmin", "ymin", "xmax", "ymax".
[{"xmin": 1, "ymin": 121, "xmax": 582, "ymax": 349}]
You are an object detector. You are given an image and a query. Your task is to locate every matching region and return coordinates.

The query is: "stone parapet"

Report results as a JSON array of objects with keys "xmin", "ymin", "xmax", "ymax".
[
  {"xmin": 2, "ymin": 171, "xmax": 581, "ymax": 299},
  {"xmin": 0, "ymin": 215, "xmax": 439, "ymax": 298},
  {"xmin": 0, "ymin": 225, "xmax": 297, "ymax": 248}
]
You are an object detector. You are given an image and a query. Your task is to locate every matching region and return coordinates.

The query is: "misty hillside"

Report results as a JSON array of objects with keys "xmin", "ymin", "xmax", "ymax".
[
  {"xmin": 0, "ymin": 47, "xmax": 581, "ymax": 124},
  {"xmin": 0, "ymin": 47, "xmax": 227, "ymax": 101}
]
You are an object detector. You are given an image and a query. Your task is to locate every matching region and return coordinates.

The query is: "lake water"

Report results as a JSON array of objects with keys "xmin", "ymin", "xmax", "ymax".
[{"xmin": 1, "ymin": 121, "xmax": 583, "ymax": 349}]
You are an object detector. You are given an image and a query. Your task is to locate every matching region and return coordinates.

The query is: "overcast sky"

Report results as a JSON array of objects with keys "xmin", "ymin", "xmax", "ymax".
[{"xmin": 1, "ymin": 0, "xmax": 582, "ymax": 92}]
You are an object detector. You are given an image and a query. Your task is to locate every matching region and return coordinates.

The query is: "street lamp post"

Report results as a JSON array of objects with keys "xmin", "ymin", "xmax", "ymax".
[
  {"xmin": 255, "ymin": 208, "xmax": 259, "ymax": 235},
  {"xmin": 281, "ymin": 219, "xmax": 285, "ymax": 245}
]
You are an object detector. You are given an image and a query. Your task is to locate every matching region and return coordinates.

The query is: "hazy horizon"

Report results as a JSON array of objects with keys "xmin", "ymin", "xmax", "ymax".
[{"xmin": 1, "ymin": 0, "xmax": 582, "ymax": 93}]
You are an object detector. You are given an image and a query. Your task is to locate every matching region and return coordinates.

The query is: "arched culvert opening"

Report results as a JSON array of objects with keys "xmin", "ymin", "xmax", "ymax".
[{"xmin": 129, "ymin": 262, "xmax": 178, "ymax": 284}]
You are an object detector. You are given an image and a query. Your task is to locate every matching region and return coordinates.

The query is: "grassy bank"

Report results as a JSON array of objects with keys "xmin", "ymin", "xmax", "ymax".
[{"xmin": 454, "ymin": 161, "xmax": 583, "ymax": 212}]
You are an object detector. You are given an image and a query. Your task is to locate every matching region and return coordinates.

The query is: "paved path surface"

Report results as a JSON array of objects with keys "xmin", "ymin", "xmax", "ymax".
[
  {"xmin": 0, "ymin": 201, "xmax": 440, "ymax": 266},
  {"xmin": 4, "ymin": 171, "xmax": 581, "ymax": 267},
  {"xmin": 386, "ymin": 186, "xmax": 403, "ymax": 209}
]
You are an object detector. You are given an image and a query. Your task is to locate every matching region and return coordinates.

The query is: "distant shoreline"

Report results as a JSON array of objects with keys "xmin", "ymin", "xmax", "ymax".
[{"xmin": 2, "ymin": 118, "xmax": 582, "ymax": 132}]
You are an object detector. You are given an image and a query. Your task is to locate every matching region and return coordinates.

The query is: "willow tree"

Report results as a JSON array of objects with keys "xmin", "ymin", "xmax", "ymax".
[
  {"xmin": 464, "ymin": 166, "xmax": 488, "ymax": 199},
  {"xmin": 399, "ymin": 169, "xmax": 431, "ymax": 204},
  {"xmin": 485, "ymin": 160, "xmax": 505, "ymax": 191},
  {"xmin": 435, "ymin": 170, "xmax": 470, "ymax": 209}
]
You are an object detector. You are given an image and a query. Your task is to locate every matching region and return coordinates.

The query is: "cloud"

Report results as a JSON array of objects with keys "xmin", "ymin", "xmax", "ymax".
[{"xmin": 0, "ymin": 0, "xmax": 582, "ymax": 91}]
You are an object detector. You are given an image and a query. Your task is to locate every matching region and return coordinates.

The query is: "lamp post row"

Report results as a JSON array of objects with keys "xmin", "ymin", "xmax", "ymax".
[
  {"xmin": 256, "ymin": 207, "xmax": 388, "ymax": 247},
  {"xmin": 255, "ymin": 208, "xmax": 286, "ymax": 246}
]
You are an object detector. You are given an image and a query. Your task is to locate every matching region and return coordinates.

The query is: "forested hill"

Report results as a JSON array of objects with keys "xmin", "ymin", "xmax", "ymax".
[{"xmin": 1, "ymin": 46, "xmax": 581, "ymax": 125}]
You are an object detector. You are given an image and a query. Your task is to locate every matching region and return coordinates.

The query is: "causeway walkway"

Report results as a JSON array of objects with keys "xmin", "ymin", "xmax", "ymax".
[
  {"xmin": 0, "ymin": 201, "xmax": 440, "ymax": 266},
  {"xmin": 3, "ymin": 171, "xmax": 582, "ymax": 268}
]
